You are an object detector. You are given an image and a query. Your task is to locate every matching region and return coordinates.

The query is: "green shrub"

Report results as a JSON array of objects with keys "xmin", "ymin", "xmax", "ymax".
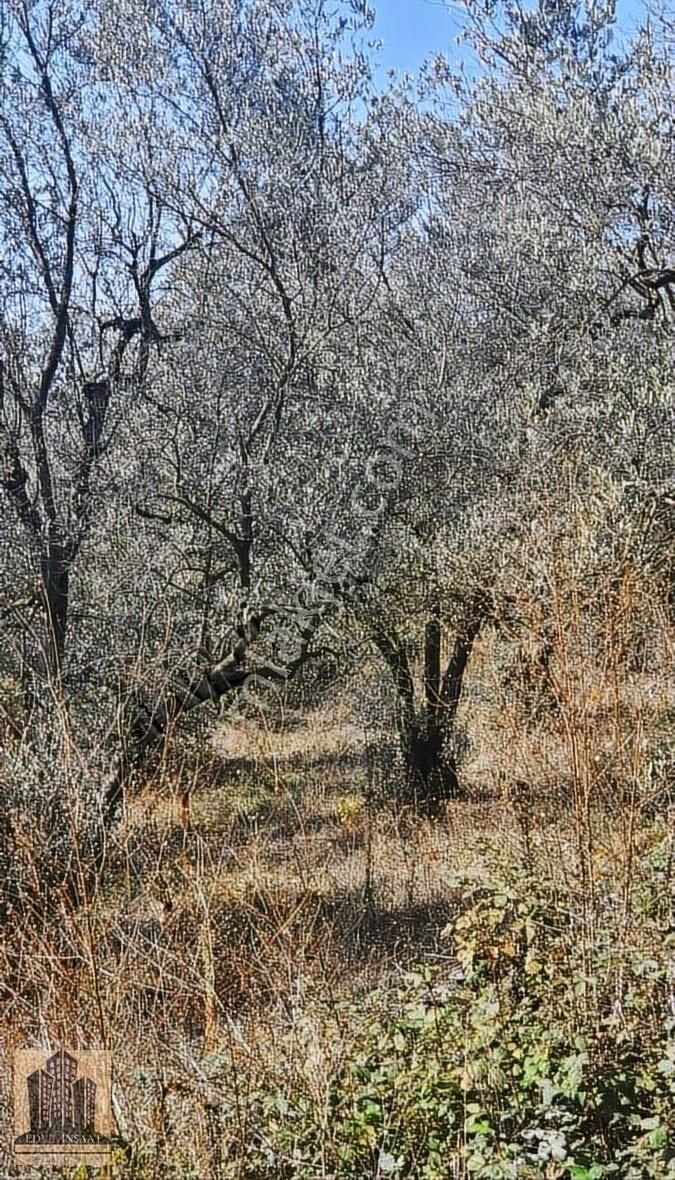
[{"xmin": 233, "ymin": 874, "xmax": 675, "ymax": 1178}]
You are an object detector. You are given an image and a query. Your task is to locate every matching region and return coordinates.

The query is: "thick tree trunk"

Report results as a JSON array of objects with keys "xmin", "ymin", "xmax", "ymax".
[
  {"xmin": 403, "ymin": 608, "xmax": 460, "ymax": 805},
  {"xmin": 372, "ymin": 598, "xmax": 487, "ymax": 810},
  {"xmin": 400, "ymin": 714, "xmax": 462, "ymax": 806}
]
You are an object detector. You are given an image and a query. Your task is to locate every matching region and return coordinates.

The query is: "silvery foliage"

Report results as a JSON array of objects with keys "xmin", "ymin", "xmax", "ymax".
[
  {"xmin": 313, "ymin": 0, "xmax": 675, "ymax": 671},
  {"xmin": 403, "ymin": 0, "xmax": 675, "ymax": 622},
  {"xmin": 0, "ymin": 0, "xmax": 673, "ymax": 744},
  {"xmin": 76, "ymin": 0, "xmax": 421, "ymax": 689},
  {"xmin": 0, "ymin": 0, "xmax": 407, "ymax": 714}
]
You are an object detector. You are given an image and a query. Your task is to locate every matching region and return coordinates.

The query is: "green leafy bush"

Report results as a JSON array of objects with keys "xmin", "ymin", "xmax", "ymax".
[{"xmin": 232, "ymin": 874, "xmax": 675, "ymax": 1179}]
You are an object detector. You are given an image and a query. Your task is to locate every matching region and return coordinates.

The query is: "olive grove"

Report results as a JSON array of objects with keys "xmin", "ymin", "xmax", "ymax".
[{"xmin": 0, "ymin": 0, "xmax": 674, "ymax": 905}]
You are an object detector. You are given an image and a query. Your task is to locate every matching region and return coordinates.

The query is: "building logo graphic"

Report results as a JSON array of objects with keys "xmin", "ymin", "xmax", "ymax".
[{"xmin": 14, "ymin": 1048, "xmax": 112, "ymax": 1168}]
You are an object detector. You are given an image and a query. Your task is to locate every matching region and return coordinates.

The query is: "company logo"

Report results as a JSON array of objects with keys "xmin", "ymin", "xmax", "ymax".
[{"xmin": 14, "ymin": 1048, "xmax": 112, "ymax": 1168}]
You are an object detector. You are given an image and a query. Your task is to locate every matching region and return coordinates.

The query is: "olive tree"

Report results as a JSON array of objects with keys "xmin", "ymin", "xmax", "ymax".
[
  {"xmin": 0, "ymin": 0, "xmax": 200, "ymax": 703},
  {"xmin": 0, "ymin": 0, "xmax": 425, "ymax": 894},
  {"xmin": 344, "ymin": 0, "xmax": 675, "ymax": 804}
]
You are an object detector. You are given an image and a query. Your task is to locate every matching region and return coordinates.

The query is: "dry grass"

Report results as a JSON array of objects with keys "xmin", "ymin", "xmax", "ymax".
[{"xmin": 0, "ymin": 588, "xmax": 674, "ymax": 1176}]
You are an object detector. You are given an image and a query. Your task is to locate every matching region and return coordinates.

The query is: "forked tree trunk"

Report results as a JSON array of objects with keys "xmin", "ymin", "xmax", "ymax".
[{"xmin": 371, "ymin": 598, "xmax": 487, "ymax": 810}]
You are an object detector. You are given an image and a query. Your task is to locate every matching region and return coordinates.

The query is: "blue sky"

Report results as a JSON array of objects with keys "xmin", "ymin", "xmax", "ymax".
[
  {"xmin": 371, "ymin": 0, "xmax": 646, "ymax": 76},
  {"xmin": 372, "ymin": 0, "xmax": 460, "ymax": 75}
]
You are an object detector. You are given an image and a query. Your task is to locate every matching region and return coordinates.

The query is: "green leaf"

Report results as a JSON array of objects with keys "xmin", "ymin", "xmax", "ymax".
[
  {"xmin": 466, "ymin": 1118, "xmax": 492, "ymax": 1135},
  {"xmin": 648, "ymin": 1126, "xmax": 668, "ymax": 1150}
]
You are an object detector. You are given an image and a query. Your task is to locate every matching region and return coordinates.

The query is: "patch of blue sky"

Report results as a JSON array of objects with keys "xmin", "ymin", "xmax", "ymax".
[{"xmin": 369, "ymin": 0, "xmax": 648, "ymax": 79}]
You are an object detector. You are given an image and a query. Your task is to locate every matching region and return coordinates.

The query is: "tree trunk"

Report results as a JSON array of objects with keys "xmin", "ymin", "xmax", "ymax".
[
  {"xmin": 400, "ymin": 713, "xmax": 462, "ymax": 808},
  {"xmin": 371, "ymin": 598, "xmax": 487, "ymax": 811},
  {"xmin": 403, "ymin": 607, "xmax": 460, "ymax": 806},
  {"xmin": 40, "ymin": 529, "xmax": 70, "ymax": 687},
  {"xmin": 66, "ymin": 609, "xmax": 316, "ymax": 903}
]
